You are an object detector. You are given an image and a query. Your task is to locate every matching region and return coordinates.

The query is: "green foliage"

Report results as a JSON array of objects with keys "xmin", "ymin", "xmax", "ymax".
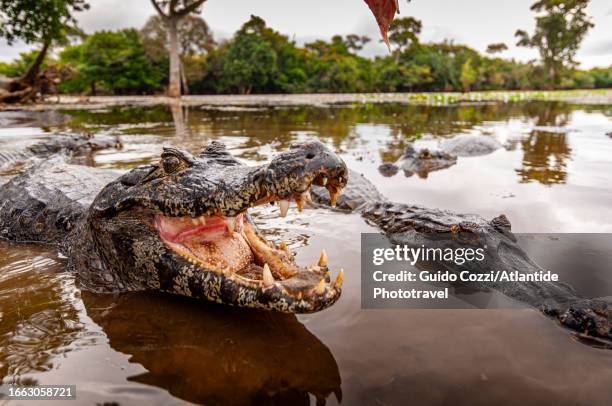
[
  {"xmin": 0, "ymin": 50, "xmax": 51, "ymax": 77},
  {"xmin": 139, "ymin": 14, "xmax": 214, "ymax": 88},
  {"xmin": 460, "ymin": 59, "xmax": 477, "ymax": 92},
  {"xmin": 516, "ymin": 0, "xmax": 593, "ymax": 86},
  {"xmin": 486, "ymin": 43, "xmax": 508, "ymax": 54},
  {"xmin": 3, "ymin": 12, "xmax": 607, "ymax": 95},
  {"xmin": 388, "ymin": 17, "xmax": 422, "ymax": 51},
  {"xmin": 140, "ymin": 14, "xmax": 215, "ymax": 61},
  {"xmin": 59, "ymin": 29, "xmax": 163, "ymax": 94},
  {"xmin": 220, "ymin": 32, "xmax": 279, "ymax": 94},
  {"xmin": 198, "ymin": 15, "xmax": 310, "ymax": 94},
  {"xmin": 587, "ymin": 66, "xmax": 612, "ymax": 88},
  {"xmin": 0, "ymin": 0, "xmax": 88, "ymax": 45}
]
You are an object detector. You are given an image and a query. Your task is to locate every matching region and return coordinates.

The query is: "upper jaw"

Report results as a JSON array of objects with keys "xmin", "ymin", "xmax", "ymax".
[{"xmin": 145, "ymin": 141, "xmax": 349, "ymax": 218}]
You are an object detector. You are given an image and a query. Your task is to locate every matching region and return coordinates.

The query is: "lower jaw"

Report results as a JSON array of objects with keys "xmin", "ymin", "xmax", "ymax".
[{"xmin": 165, "ymin": 230, "xmax": 256, "ymax": 275}]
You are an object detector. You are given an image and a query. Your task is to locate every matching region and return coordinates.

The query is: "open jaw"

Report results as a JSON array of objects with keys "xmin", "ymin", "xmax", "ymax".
[{"xmin": 153, "ymin": 182, "xmax": 345, "ymax": 313}]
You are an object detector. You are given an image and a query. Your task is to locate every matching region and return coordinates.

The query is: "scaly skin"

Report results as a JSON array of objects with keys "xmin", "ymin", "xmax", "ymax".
[
  {"xmin": 311, "ymin": 170, "xmax": 611, "ymax": 343},
  {"xmin": 0, "ymin": 141, "xmax": 348, "ymax": 313},
  {"xmin": 0, "ymin": 133, "xmax": 121, "ymax": 172},
  {"xmin": 379, "ymin": 145, "xmax": 457, "ymax": 178}
]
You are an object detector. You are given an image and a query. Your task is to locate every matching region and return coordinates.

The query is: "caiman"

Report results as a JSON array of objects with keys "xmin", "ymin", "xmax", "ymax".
[
  {"xmin": 311, "ymin": 169, "xmax": 611, "ymax": 343},
  {"xmin": 377, "ymin": 134, "xmax": 504, "ymax": 179},
  {"xmin": 379, "ymin": 144, "xmax": 457, "ymax": 178},
  {"xmin": 0, "ymin": 132, "xmax": 121, "ymax": 172},
  {"xmin": 0, "ymin": 141, "xmax": 348, "ymax": 313}
]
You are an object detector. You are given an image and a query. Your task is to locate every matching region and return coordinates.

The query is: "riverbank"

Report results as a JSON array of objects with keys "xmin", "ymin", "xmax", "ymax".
[{"xmin": 1, "ymin": 89, "xmax": 611, "ymax": 111}]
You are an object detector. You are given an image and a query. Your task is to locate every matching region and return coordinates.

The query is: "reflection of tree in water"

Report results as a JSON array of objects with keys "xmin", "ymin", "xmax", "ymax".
[
  {"xmin": 516, "ymin": 102, "xmax": 573, "ymax": 185},
  {"xmin": 516, "ymin": 131, "xmax": 571, "ymax": 185},
  {"xmin": 0, "ymin": 244, "xmax": 82, "ymax": 384},
  {"xmin": 82, "ymin": 291, "xmax": 341, "ymax": 406},
  {"xmin": 61, "ymin": 102, "xmax": 583, "ymax": 174},
  {"xmin": 523, "ymin": 101, "xmax": 572, "ymax": 127}
]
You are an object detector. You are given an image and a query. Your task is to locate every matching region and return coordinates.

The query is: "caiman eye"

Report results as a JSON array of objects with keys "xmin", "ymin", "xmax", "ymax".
[{"xmin": 162, "ymin": 154, "xmax": 186, "ymax": 174}]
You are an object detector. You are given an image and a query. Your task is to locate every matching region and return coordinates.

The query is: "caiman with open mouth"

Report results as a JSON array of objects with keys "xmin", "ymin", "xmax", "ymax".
[{"xmin": 0, "ymin": 141, "xmax": 347, "ymax": 313}]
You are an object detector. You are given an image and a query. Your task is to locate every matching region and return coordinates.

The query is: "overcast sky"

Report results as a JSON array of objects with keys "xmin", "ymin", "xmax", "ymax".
[{"xmin": 1, "ymin": 0, "xmax": 611, "ymax": 68}]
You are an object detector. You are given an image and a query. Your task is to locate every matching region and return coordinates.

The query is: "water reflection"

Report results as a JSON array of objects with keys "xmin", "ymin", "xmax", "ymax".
[
  {"xmin": 81, "ymin": 291, "xmax": 341, "ymax": 406},
  {"xmin": 58, "ymin": 101, "xmax": 596, "ymax": 187},
  {"xmin": 0, "ymin": 242, "xmax": 82, "ymax": 384},
  {"xmin": 1, "ymin": 100, "xmax": 612, "ymax": 404},
  {"xmin": 516, "ymin": 130, "xmax": 572, "ymax": 185}
]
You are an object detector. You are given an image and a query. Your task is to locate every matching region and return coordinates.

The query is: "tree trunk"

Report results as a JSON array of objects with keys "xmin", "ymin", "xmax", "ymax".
[
  {"xmin": 22, "ymin": 41, "xmax": 51, "ymax": 85},
  {"xmin": 167, "ymin": 17, "xmax": 181, "ymax": 98},
  {"xmin": 180, "ymin": 60, "xmax": 189, "ymax": 95}
]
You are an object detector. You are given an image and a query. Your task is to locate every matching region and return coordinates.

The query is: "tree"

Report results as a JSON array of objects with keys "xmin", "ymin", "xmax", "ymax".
[
  {"xmin": 460, "ymin": 58, "xmax": 477, "ymax": 92},
  {"xmin": 486, "ymin": 43, "xmax": 508, "ymax": 55},
  {"xmin": 140, "ymin": 14, "xmax": 215, "ymax": 59},
  {"xmin": 59, "ymin": 30, "xmax": 163, "ymax": 95},
  {"xmin": 150, "ymin": 0, "xmax": 208, "ymax": 97},
  {"xmin": 0, "ymin": 50, "xmax": 52, "ymax": 78},
  {"xmin": 215, "ymin": 16, "xmax": 279, "ymax": 94},
  {"xmin": 388, "ymin": 16, "xmax": 422, "ymax": 53},
  {"xmin": 515, "ymin": 0, "xmax": 593, "ymax": 87},
  {"xmin": 0, "ymin": 0, "xmax": 88, "ymax": 102},
  {"xmin": 344, "ymin": 34, "xmax": 371, "ymax": 52},
  {"xmin": 140, "ymin": 14, "xmax": 214, "ymax": 92}
]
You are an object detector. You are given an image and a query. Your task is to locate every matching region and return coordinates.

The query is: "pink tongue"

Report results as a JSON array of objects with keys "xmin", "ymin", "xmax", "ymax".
[{"xmin": 155, "ymin": 214, "xmax": 243, "ymax": 243}]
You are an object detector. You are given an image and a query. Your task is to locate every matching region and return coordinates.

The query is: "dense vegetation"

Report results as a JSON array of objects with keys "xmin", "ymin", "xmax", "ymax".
[{"xmin": 1, "ymin": 12, "xmax": 610, "ymax": 96}]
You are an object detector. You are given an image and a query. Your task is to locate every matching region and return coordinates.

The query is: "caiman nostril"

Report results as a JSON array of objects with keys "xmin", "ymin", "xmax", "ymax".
[{"xmin": 306, "ymin": 152, "xmax": 315, "ymax": 159}]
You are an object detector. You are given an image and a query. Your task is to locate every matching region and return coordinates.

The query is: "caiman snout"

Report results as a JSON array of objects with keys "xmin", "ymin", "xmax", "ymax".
[{"xmin": 262, "ymin": 141, "xmax": 349, "ymax": 209}]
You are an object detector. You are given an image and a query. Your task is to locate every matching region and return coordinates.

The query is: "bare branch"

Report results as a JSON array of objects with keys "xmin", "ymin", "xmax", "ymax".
[
  {"xmin": 175, "ymin": 0, "xmax": 207, "ymax": 18},
  {"xmin": 150, "ymin": 0, "xmax": 168, "ymax": 18}
]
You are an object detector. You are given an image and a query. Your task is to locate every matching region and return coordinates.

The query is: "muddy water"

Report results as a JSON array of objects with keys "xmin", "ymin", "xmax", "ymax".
[{"xmin": 1, "ymin": 102, "xmax": 611, "ymax": 405}]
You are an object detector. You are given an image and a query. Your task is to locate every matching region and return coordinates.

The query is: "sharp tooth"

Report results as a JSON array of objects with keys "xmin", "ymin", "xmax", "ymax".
[
  {"xmin": 200, "ymin": 216, "xmax": 206, "ymax": 225},
  {"xmin": 315, "ymin": 279, "xmax": 326, "ymax": 295},
  {"xmin": 318, "ymin": 249, "xmax": 327, "ymax": 267},
  {"xmin": 334, "ymin": 269, "xmax": 344, "ymax": 288},
  {"xmin": 295, "ymin": 196, "xmax": 305, "ymax": 212},
  {"xmin": 279, "ymin": 240, "xmax": 287, "ymax": 250},
  {"xmin": 262, "ymin": 263, "xmax": 275, "ymax": 287},
  {"xmin": 226, "ymin": 217, "xmax": 236, "ymax": 233},
  {"xmin": 279, "ymin": 200, "xmax": 290, "ymax": 217},
  {"xmin": 301, "ymin": 190, "xmax": 312, "ymax": 204},
  {"xmin": 329, "ymin": 188, "xmax": 338, "ymax": 207},
  {"xmin": 192, "ymin": 218, "xmax": 199, "ymax": 225},
  {"xmin": 321, "ymin": 176, "xmax": 328, "ymax": 186}
]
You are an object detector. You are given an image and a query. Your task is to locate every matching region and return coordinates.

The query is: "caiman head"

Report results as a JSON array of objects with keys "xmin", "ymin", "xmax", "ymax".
[{"xmin": 88, "ymin": 141, "xmax": 347, "ymax": 313}]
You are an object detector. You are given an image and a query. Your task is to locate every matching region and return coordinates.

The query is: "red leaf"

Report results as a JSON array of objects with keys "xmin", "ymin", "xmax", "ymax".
[{"xmin": 364, "ymin": 0, "xmax": 400, "ymax": 49}]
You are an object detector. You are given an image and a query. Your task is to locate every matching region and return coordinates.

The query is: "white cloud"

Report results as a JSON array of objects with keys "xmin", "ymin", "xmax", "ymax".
[{"xmin": 1, "ymin": 0, "xmax": 610, "ymax": 69}]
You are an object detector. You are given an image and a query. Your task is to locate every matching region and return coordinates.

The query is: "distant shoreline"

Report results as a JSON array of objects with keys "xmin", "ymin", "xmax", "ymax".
[{"xmin": 2, "ymin": 89, "xmax": 611, "ymax": 111}]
